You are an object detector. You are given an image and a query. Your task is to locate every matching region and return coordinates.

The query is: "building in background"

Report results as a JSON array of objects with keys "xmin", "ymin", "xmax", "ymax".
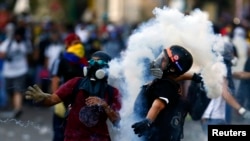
[
  {"xmin": 92, "ymin": 0, "xmax": 250, "ymax": 27},
  {"xmin": 0, "ymin": 0, "xmax": 249, "ymax": 31}
]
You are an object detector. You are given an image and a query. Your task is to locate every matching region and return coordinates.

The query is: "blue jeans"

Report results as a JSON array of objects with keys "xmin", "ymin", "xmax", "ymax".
[
  {"xmin": 200, "ymin": 118, "xmax": 227, "ymax": 135},
  {"xmin": 52, "ymin": 114, "xmax": 65, "ymax": 141},
  {"xmin": 0, "ymin": 71, "xmax": 7, "ymax": 107}
]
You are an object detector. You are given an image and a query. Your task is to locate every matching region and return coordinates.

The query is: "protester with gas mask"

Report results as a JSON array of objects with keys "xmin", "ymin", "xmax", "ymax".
[
  {"xmin": 132, "ymin": 45, "xmax": 194, "ymax": 141},
  {"xmin": 132, "ymin": 45, "xmax": 250, "ymax": 141},
  {"xmin": 25, "ymin": 51, "xmax": 122, "ymax": 141}
]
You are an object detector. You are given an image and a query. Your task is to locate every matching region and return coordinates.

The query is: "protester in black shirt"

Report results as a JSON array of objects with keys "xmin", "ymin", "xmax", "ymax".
[
  {"xmin": 50, "ymin": 33, "xmax": 87, "ymax": 141},
  {"xmin": 132, "ymin": 45, "xmax": 193, "ymax": 141}
]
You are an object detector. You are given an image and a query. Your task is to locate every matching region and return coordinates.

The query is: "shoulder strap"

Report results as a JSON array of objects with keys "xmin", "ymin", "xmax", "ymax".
[
  {"xmin": 62, "ymin": 78, "xmax": 82, "ymax": 126},
  {"xmin": 106, "ymin": 85, "xmax": 114, "ymax": 106},
  {"xmin": 65, "ymin": 78, "xmax": 82, "ymax": 107},
  {"xmin": 72, "ymin": 78, "xmax": 82, "ymax": 98}
]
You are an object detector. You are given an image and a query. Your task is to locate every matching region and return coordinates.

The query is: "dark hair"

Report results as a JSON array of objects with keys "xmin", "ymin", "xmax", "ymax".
[{"xmin": 91, "ymin": 51, "xmax": 111, "ymax": 62}]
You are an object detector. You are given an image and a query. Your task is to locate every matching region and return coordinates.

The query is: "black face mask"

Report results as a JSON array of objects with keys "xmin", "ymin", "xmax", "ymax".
[
  {"xmin": 88, "ymin": 62, "xmax": 100, "ymax": 77},
  {"xmin": 15, "ymin": 38, "xmax": 22, "ymax": 43}
]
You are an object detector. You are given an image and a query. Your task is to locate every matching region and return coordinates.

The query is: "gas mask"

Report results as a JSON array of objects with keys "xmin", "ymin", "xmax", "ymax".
[
  {"xmin": 150, "ymin": 51, "xmax": 166, "ymax": 79},
  {"xmin": 150, "ymin": 47, "xmax": 184, "ymax": 78},
  {"xmin": 83, "ymin": 59, "xmax": 109, "ymax": 81}
]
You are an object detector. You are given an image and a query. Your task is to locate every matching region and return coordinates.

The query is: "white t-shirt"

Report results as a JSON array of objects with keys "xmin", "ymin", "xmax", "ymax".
[
  {"xmin": 0, "ymin": 38, "xmax": 31, "ymax": 78},
  {"xmin": 202, "ymin": 95, "xmax": 226, "ymax": 120},
  {"xmin": 44, "ymin": 43, "xmax": 64, "ymax": 71}
]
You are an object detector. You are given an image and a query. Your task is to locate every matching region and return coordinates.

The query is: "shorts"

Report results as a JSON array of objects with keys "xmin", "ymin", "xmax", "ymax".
[{"xmin": 5, "ymin": 74, "xmax": 27, "ymax": 95}]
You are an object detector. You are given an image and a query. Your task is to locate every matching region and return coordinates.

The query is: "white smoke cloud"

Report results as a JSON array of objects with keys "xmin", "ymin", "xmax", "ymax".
[
  {"xmin": 107, "ymin": 6, "xmax": 226, "ymax": 141},
  {"xmin": 232, "ymin": 26, "xmax": 249, "ymax": 72}
]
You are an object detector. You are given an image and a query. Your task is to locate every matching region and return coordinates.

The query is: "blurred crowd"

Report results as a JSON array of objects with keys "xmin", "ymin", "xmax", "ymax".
[
  {"xmin": 0, "ymin": 11, "xmax": 138, "ymax": 117},
  {"xmin": 0, "ymin": 5, "xmax": 250, "ymax": 141}
]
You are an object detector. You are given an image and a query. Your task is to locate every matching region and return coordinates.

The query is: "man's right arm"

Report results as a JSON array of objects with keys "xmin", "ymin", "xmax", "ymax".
[
  {"xmin": 25, "ymin": 84, "xmax": 62, "ymax": 107},
  {"xmin": 42, "ymin": 94, "xmax": 62, "ymax": 106}
]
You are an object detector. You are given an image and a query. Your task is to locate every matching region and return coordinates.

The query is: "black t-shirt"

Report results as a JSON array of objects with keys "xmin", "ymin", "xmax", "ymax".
[
  {"xmin": 50, "ymin": 56, "xmax": 84, "ymax": 83},
  {"xmin": 134, "ymin": 78, "xmax": 190, "ymax": 141}
]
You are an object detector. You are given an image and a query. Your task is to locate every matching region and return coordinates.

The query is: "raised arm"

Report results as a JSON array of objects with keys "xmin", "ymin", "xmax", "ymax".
[{"xmin": 25, "ymin": 84, "xmax": 62, "ymax": 107}]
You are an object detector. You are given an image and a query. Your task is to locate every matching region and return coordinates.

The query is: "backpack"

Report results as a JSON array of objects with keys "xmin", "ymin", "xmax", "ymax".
[
  {"xmin": 187, "ymin": 81, "xmax": 211, "ymax": 121},
  {"xmin": 133, "ymin": 83, "xmax": 151, "ymax": 118}
]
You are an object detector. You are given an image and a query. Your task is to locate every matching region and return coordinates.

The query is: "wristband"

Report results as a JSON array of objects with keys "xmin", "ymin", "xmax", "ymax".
[{"xmin": 238, "ymin": 107, "xmax": 246, "ymax": 115}]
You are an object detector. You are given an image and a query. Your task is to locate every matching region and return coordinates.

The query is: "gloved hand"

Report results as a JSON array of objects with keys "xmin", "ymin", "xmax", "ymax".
[
  {"xmin": 131, "ymin": 119, "xmax": 152, "ymax": 137},
  {"xmin": 239, "ymin": 107, "xmax": 250, "ymax": 119},
  {"xmin": 25, "ymin": 84, "xmax": 50, "ymax": 103},
  {"xmin": 192, "ymin": 73, "xmax": 203, "ymax": 83},
  {"xmin": 150, "ymin": 61, "xmax": 163, "ymax": 79},
  {"xmin": 150, "ymin": 68, "xmax": 163, "ymax": 79}
]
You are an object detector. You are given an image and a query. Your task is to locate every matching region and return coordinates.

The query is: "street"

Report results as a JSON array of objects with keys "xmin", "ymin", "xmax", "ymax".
[
  {"xmin": 0, "ymin": 104, "xmax": 53, "ymax": 141},
  {"xmin": 0, "ymin": 104, "xmax": 249, "ymax": 141}
]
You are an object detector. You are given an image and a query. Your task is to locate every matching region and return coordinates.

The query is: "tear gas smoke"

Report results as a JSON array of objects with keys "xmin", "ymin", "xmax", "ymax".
[
  {"xmin": 108, "ymin": 6, "xmax": 226, "ymax": 141},
  {"xmin": 232, "ymin": 26, "xmax": 249, "ymax": 72}
]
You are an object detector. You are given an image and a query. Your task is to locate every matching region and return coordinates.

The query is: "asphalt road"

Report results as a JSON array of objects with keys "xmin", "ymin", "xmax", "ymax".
[
  {"xmin": 0, "ymin": 104, "xmax": 53, "ymax": 141},
  {"xmin": 0, "ymin": 104, "xmax": 249, "ymax": 141}
]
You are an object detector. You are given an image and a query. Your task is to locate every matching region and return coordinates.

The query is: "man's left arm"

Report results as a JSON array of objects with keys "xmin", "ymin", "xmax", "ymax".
[
  {"xmin": 146, "ymin": 98, "xmax": 166, "ymax": 121},
  {"xmin": 85, "ymin": 89, "xmax": 121, "ymax": 127},
  {"xmin": 131, "ymin": 98, "xmax": 166, "ymax": 137},
  {"xmin": 102, "ymin": 101, "xmax": 121, "ymax": 126}
]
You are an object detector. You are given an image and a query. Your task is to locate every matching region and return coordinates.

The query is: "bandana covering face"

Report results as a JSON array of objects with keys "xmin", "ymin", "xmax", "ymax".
[
  {"xmin": 79, "ymin": 77, "xmax": 107, "ymax": 97},
  {"xmin": 66, "ymin": 43, "xmax": 85, "ymax": 58},
  {"xmin": 64, "ymin": 43, "xmax": 88, "ymax": 66}
]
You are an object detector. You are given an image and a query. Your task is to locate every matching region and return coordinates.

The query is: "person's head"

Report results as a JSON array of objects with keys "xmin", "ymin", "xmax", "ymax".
[
  {"xmin": 233, "ymin": 26, "xmax": 246, "ymax": 39},
  {"xmin": 64, "ymin": 33, "xmax": 81, "ymax": 48},
  {"xmin": 151, "ymin": 45, "xmax": 193, "ymax": 78},
  {"xmin": 83, "ymin": 51, "xmax": 111, "ymax": 81},
  {"xmin": 49, "ymin": 32, "xmax": 61, "ymax": 43},
  {"xmin": 5, "ymin": 23, "xmax": 15, "ymax": 38},
  {"xmin": 14, "ymin": 27, "xmax": 25, "ymax": 42}
]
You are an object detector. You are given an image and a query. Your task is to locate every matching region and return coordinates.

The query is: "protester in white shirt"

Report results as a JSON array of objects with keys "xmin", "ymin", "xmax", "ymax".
[{"xmin": 0, "ymin": 27, "xmax": 32, "ymax": 118}]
